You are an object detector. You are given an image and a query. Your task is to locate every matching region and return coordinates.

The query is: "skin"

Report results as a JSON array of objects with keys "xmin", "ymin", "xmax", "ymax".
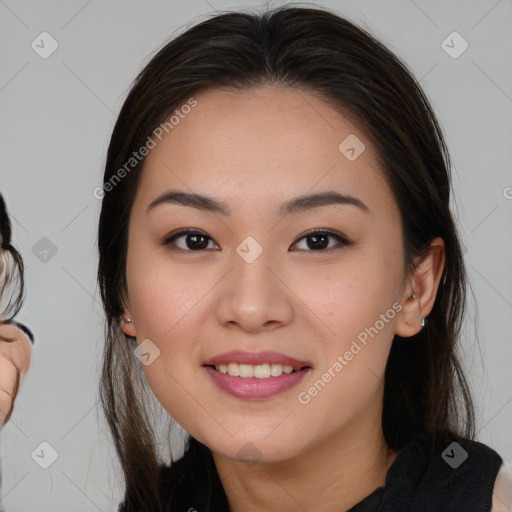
[
  {"xmin": 121, "ymin": 85, "xmax": 445, "ymax": 511},
  {"xmin": 0, "ymin": 318, "xmax": 32, "ymax": 428}
]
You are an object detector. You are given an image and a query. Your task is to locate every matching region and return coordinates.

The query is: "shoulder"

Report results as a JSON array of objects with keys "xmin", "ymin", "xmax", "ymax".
[
  {"xmin": 392, "ymin": 432, "xmax": 505, "ymax": 511},
  {"xmin": 491, "ymin": 460, "xmax": 512, "ymax": 512},
  {"xmin": 433, "ymin": 433, "xmax": 507, "ymax": 511}
]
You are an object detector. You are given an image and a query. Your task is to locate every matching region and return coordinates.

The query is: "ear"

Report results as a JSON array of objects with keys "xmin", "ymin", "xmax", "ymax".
[
  {"xmin": 120, "ymin": 290, "xmax": 136, "ymax": 338},
  {"xmin": 395, "ymin": 237, "xmax": 446, "ymax": 337}
]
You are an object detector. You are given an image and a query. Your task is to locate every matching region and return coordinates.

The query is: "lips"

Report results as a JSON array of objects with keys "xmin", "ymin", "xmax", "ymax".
[
  {"xmin": 204, "ymin": 365, "xmax": 312, "ymax": 400},
  {"xmin": 202, "ymin": 350, "xmax": 313, "ymax": 369}
]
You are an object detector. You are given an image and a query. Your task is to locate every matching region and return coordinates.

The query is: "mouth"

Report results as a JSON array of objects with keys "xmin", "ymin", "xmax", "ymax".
[
  {"xmin": 202, "ymin": 351, "xmax": 313, "ymax": 400},
  {"xmin": 203, "ymin": 363, "xmax": 313, "ymax": 401}
]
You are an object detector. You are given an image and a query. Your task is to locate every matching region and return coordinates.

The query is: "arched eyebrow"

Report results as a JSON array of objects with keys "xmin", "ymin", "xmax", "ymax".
[{"xmin": 147, "ymin": 190, "xmax": 369, "ymax": 216}]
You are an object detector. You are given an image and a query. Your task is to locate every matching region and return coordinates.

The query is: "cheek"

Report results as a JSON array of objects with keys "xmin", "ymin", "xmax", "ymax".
[
  {"xmin": 293, "ymin": 249, "xmax": 401, "ymax": 391},
  {"xmin": 127, "ymin": 245, "xmax": 206, "ymax": 340},
  {"xmin": 126, "ymin": 254, "xmax": 211, "ymax": 417},
  {"xmin": 296, "ymin": 281, "xmax": 398, "ymax": 430},
  {"xmin": 140, "ymin": 356, "xmax": 204, "ymax": 434},
  {"xmin": 295, "ymin": 253, "xmax": 400, "ymax": 339}
]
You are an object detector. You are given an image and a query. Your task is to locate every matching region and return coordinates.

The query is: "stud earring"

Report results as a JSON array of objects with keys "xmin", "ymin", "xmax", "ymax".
[
  {"xmin": 411, "ymin": 292, "xmax": 426, "ymax": 329},
  {"xmin": 123, "ymin": 317, "xmax": 133, "ymax": 324}
]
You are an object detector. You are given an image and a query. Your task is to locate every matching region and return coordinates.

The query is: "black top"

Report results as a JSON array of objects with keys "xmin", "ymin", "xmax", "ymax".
[{"xmin": 118, "ymin": 431, "xmax": 503, "ymax": 511}]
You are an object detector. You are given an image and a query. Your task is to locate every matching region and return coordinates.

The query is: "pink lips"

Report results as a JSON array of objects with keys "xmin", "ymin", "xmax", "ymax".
[
  {"xmin": 202, "ymin": 350, "xmax": 312, "ymax": 368},
  {"xmin": 204, "ymin": 367, "xmax": 311, "ymax": 400},
  {"xmin": 202, "ymin": 350, "xmax": 313, "ymax": 400}
]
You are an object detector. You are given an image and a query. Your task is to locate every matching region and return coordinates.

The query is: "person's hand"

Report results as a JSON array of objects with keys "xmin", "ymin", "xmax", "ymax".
[{"xmin": 0, "ymin": 319, "xmax": 32, "ymax": 428}]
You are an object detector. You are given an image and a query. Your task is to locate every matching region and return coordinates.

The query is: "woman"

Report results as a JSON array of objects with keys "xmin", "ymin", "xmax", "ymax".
[
  {"xmin": 0, "ymin": 193, "xmax": 33, "ymax": 498},
  {"xmin": 96, "ymin": 5, "xmax": 512, "ymax": 511}
]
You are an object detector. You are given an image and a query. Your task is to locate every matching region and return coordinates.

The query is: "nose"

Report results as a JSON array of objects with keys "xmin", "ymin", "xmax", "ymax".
[{"xmin": 213, "ymin": 245, "xmax": 294, "ymax": 334}]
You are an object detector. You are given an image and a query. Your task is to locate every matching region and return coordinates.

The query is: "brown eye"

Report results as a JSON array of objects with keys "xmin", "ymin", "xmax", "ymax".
[
  {"xmin": 292, "ymin": 229, "xmax": 352, "ymax": 252},
  {"xmin": 162, "ymin": 229, "xmax": 219, "ymax": 252}
]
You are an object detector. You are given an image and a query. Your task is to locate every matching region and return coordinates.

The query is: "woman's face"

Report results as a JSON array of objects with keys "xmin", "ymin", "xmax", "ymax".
[{"xmin": 122, "ymin": 85, "xmax": 419, "ymax": 463}]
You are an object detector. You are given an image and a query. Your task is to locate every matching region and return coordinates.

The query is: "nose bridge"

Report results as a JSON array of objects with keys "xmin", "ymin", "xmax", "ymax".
[{"xmin": 231, "ymin": 234, "xmax": 276, "ymax": 295}]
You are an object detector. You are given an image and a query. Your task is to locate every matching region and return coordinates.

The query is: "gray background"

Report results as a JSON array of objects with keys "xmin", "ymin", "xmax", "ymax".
[{"xmin": 0, "ymin": 0, "xmax": 511, "ymax": 510}]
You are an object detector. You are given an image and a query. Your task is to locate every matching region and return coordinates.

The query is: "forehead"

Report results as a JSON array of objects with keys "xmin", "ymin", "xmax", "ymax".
[{"xmin": 136, "ymin": 85, "xmax": 391, "ymax": 214}]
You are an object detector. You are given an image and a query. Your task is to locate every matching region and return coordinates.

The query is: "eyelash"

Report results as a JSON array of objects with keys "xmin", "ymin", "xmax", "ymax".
[{"xmin": 162, "ymin": 228, "xmax": 352, "ymax": 253}]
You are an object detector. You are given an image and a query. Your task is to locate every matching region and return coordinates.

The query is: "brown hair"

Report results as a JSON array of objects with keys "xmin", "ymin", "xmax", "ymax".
[{"xmin": 97, "ymin": 5, "xmax": 475, "ymax": 511}]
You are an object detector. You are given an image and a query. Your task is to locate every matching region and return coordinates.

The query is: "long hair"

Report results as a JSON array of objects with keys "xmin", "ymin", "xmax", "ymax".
[{"xmin": 97, "ymin": 5, "xmax": 475, "ymax": 511}]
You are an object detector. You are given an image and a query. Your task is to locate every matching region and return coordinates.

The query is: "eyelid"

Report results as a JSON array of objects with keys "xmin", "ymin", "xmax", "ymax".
[{"xmin": 162, "ymin": 228, "xmax": 352, "ymax": 252}]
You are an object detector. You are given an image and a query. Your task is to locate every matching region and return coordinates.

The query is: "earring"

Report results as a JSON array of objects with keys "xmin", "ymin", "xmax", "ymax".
[{"xmin": 123, "ymin": 317, "xmax": 133, "ymax": 324}]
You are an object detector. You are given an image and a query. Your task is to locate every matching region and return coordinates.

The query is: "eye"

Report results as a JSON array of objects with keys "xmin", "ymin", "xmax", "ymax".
[
  {"xmin": 162, "ymin": 228, "xmax": 352, "ymax": 253},
  {"xmin": 162, "ymin": 229, "xmax": 219, "ymax": 252},
  {"xmin": 291, "ymin": 229, "xmax": 352, "ymax": 252}
]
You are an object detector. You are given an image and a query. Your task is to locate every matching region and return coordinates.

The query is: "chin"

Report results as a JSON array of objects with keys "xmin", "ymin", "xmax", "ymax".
[{"xmin": 208, "ymin": 435, "xmax": 302, "ymax": 466}]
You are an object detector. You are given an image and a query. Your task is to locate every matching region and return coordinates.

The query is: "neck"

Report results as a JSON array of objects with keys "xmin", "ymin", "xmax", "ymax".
[{"xmin": 212, "ymin": 396, "xmax": 398, "ymax": 512}]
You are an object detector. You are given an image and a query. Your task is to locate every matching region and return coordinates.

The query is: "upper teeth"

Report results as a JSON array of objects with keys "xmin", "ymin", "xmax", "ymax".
[{"xmin": 214, "ymin": 363, "xmax": 301, "ymax": 378}]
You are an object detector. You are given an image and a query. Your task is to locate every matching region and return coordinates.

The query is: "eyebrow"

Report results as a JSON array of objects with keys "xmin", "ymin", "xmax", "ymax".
[{"xmin": 147, "ymin": 189, "xmax": 369, "ymax": 216}]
